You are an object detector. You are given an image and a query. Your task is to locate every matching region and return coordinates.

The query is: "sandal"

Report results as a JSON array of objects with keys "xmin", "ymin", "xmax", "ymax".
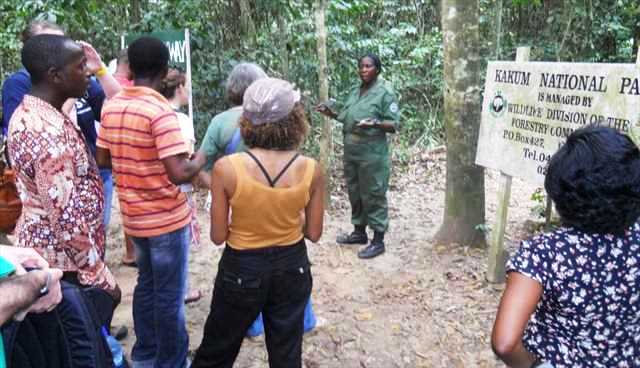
[
  {"xmin": 336, "ymin": 231, "xmax": 368, "ymax": 245},
  {"xmin": 185, "ymin": 289, "xmax": 202, "ymax": 304}
]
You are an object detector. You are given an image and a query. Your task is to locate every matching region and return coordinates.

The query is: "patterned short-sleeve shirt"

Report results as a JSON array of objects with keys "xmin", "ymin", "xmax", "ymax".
[
  {"xmin": 7, "ymin": 95, "xmax": 116, "ymax": 292},
  {"xmin": 507, "ymin": 225, "xmax": 640, "ymax": 368}
]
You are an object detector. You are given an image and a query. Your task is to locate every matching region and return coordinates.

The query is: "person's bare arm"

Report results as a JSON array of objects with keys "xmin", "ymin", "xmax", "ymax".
[
  {"xmin": 377, "ymin": 120, "xmax": 397, "ymax": 133},
  {"xmin": 78, "ymin": 41, "xmax": 122, "ymax": 98},
  {"xmin": 62, "ymin": 99, "xmax": 77, "ymax": 122},
  {"xmin": 356, "ymin": 118, "xmax": 397, "ymax": 133},
  {"xmin": 315, "ymin": 104, "xmax": 338, "ymax": 119},
  {"xmin": 0, "ymin": 271, "xmax": 47, "ymax": 324},
  {"xmin": 491, "ymin": 272, "xmax": 542, "ymax": 368},
  {"xmin": 196, "ymin": 170, "xmax": 211, "ymax": 189},
  {"xmin": 95, "ymin": 147, "xmax": 112, "ymax": 169},
  {"xmin": 0, "ymin": 247, "xmax": 64, "ymax": 322},
  {"xmin": 161, "ymin": 150, "xmax": 206, "ymax": 185},
  {"xmin": 210, "ymin": 158, "xmax": 234, "ymax": 245},
  {"xmin": 304, "ymin": 161, "xmax": 325, "ymax": 242}
]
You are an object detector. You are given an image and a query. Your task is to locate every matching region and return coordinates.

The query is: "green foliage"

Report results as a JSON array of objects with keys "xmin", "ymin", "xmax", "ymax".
[
  {"xmin": 475, "ymin": 223, "xmax": 492, "ymax": 235},
  {"xmin": 1, "ymin": 0, "xmax": 638, "ymax": 163},
  {"xmin": 480, "ymin": 0, "xmax": 640, "ymax": 63},
  {"xmin": 530, "ymin": 187, "xmax": 547, "ymax": 219},
  {"xmin": 0, "ymin": 0, "xmax": 445, "ymax": 160}
]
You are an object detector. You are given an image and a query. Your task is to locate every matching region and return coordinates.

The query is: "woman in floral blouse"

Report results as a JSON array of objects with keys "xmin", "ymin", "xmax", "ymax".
[{"xmin": 492, "ymin": 126, "xmax": 640, "ymax": 368}]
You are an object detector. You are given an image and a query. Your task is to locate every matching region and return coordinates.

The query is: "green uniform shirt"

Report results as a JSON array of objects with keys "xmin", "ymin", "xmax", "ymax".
[
  {"xmin": 199, "ymin": 106, "xmax": 247, "ymax": 171},
  {"xmin": 336, "ymin": 78, "xmax": 400, "ymax": 142},
  {"xmin": 0, "ymin": 256, "xmax": 16, "ymax": 368}
]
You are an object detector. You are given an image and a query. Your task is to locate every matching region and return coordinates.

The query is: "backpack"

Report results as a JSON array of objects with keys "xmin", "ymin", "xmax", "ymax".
[
  {"xmin": 3, "ymin": 281, "xmax": 116, "ymax": 368},
  {"xmin": 0, "ymin": 136, "xmax": 21, "ymax": 233},
  {"xmin": 224, "ymin": 127, "xmax": 242, "ymax": 155},
  {"xmin": 2, "ymin": 311, "xmax": 70, "ymax": 368}
]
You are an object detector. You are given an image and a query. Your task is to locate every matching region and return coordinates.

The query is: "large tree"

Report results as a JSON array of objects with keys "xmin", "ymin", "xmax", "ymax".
[
  {"xmin": 314, "ymin": 0, "xmax": 332, "ymax": 204},
  {"xmin": 435, "ymin": 0, "xmax": 486, "ymax": 247}
]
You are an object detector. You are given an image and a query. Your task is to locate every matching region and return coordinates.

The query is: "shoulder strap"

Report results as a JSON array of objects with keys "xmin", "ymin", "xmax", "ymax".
[
  {"xmin": 271, "ymin": 153, "xmax": 300, "ymax": 187},
  {"xmin": 225, "ymin": 128, "xmax": 242, "ymax": 156},
  {"xmin": 245, "ymin": 150, "xmax": 275, "ymax": 186},
  {"xmin": 244, "ymin": 151, "xmax": 300, "ymax": 187}
]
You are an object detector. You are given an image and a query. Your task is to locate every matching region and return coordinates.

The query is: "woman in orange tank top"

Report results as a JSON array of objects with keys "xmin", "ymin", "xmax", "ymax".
[{"xmin": 192, "ymin": 78, "xmax": 325, "ymax": 368}]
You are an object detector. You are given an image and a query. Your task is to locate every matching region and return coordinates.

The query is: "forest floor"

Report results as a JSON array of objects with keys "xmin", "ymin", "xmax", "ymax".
[{"xmin": 106, "ymin": 148, "xmax": 543, "ymax": 368}]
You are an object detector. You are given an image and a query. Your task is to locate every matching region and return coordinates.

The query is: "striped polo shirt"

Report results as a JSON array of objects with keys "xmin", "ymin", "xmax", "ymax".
[{"xmin": 97, "ymin": 86, "xmax": 191, "ymax": 237}]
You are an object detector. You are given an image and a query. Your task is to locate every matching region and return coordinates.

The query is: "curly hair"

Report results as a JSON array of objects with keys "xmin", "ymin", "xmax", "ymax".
[
  {"xmin": 545, "ymin": 126, "xmax": 640, "ymax": 235},
  {"xmin": 239, "ymin": 103, "xmax": 309, "ymax": 151},
  {"xmin": 160, "ymin": 68, "xmax": 186, "ymax": 100}
]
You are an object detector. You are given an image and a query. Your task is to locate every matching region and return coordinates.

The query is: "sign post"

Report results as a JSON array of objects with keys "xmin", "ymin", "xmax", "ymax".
[
  {"xmin": 486, "ymin": 47, "xmax": 529, "ymax": 283},
  {"xmin": 478, "ymin": 48, "xmax": 640, "ymax": 283},
  {"xmin": 121, "ymin": 30, "xmax": 193, "ymax": 120}
]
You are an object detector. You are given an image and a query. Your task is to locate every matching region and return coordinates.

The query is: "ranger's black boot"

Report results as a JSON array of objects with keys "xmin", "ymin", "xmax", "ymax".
[
  {"xmin": 358, "ymin": 231, "xmax": 385, "ymax": 259},
  {"xmin": 336, "ymin": 225, "xmax": 368, "ymax": 244}
]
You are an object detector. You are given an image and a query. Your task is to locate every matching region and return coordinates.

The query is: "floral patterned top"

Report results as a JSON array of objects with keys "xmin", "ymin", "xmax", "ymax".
[
  {"xmin": 507, "ymin": 224, "xmax": 640, "ymax": 368},
  {"xmin": 7, "ymin": 95, "xmax": 116, "ymax": 292}
]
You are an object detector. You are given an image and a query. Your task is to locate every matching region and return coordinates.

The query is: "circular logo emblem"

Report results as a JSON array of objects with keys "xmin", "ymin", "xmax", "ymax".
[
  {"xmin": 389, "ymin": 102, "xmax": 399, "ymax": 114},
  {"xmin": 489, "ymin": 91, "xmax": 507, "ymax": 117}
]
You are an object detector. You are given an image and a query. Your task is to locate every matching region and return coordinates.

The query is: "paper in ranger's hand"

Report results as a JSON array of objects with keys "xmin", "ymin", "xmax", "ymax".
[{"xmin": 357, "ymin": 117, "xmax": 379, "ymax": 127}]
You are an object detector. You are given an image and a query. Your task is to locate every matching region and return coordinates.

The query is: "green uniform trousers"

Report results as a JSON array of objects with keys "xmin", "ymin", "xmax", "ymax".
[{"xmin": 343, "ymin": 136, "xmax": 390, "ymax": 232}]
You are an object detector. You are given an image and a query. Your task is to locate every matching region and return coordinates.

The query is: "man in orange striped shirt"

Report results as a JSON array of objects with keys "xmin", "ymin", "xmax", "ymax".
[{"xmin": 96, "ymin": 36, "xmax": 204, "ymax": 368}]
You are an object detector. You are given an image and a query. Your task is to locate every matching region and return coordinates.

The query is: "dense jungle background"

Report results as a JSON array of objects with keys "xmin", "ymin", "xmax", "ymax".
[
  {"xmin": 1, "ymin": 1, "xmax": 640, "ymax": 367},
  {"xmin": 2, "ymin": 0, "xmax": 639, "ymax": 158}
]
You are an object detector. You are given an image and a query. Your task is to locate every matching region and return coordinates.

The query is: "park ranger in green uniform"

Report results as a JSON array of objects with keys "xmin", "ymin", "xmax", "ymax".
[{"xmin": 317, "ymin": 53, "xmax": 400, "ymax": 259}]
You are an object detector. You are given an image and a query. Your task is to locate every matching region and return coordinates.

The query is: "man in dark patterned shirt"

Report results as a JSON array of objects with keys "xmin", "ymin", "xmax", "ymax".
[{"xmin": 7, "ymin": 35, "xmax": 121, "ymax": 304}]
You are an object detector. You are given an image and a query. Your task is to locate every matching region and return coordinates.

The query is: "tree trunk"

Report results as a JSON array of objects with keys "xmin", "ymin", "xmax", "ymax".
[
  {"xmin": 433, "ymin": 0, "xmax": 442, "ymax": 30},
  {"xmin": 314, "ymin": 0, "xmax": 332, "ymax": 205},
  {"xmin": 239, "ymin": 0, "xmax": 257, "ymax": 45},
  {"xmin": 278, "ymin": 14, "xmax": 289, "ymax": 79},
  {"xmin": 435, "ymin": 0, "xmax": 486, "ymax": 247},
  {"xmin": 130, "ymin": 0, "xmax": 141, "ymax": 23}
]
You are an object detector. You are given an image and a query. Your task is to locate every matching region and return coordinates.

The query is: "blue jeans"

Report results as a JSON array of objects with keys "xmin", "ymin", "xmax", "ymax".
[
  {"xmin": 246, "ymin": 298, "xmax": 316, "ymax": 337},
  {"xmin": 131, "ymin": 225, "xmax": 190, "ymax": 368},
  {"xmin": 99, "ymin": 168, "xmax": 113, "ymax": 227}
]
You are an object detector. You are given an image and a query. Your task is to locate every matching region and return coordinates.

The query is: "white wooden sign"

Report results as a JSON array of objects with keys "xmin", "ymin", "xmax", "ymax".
[{"xmin": 476, "ymin": 61, "xmax": 640, "ymax": 185}]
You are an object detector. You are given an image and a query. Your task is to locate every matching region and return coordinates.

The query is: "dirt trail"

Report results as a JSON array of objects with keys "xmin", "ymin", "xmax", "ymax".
[{"xmin": 107, "ymin": 149, "xmax": 540, "ymax": 368}]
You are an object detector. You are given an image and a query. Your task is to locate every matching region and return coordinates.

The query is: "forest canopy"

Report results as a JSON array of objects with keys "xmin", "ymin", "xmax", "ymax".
[{"xmin": 1, "ymin": 0, "xmax": 638, "ymax": 155}]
